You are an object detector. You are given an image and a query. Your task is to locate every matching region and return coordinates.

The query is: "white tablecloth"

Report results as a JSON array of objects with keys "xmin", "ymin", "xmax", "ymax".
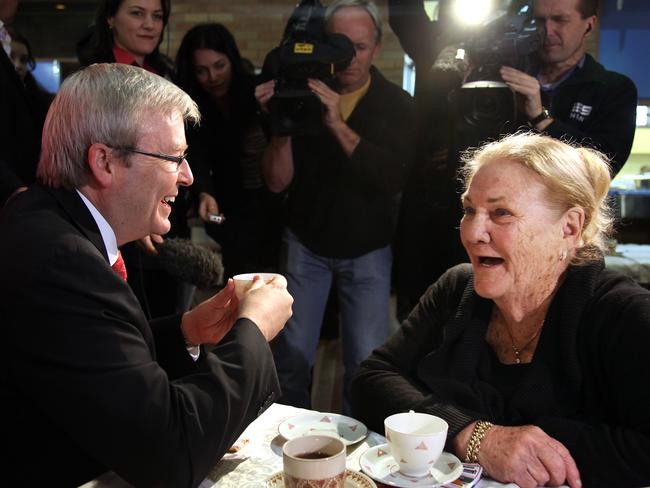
[{"xmin": 81, "ymin": 402, "xmax": 562, "ymax": 488}]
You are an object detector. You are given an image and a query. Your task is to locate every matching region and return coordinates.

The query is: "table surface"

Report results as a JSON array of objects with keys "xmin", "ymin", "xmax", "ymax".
[{"xmin": 83, "ymin": 402, "xmax": 562, "ymax": 488}]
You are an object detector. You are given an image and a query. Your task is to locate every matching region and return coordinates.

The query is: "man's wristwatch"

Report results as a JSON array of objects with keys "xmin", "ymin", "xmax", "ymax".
[{"xmin": 528, "ymin": 107, "xmax": 551, "ymax": 127}]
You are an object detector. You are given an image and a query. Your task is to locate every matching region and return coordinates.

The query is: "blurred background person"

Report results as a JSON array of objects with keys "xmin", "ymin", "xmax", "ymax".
[
  {"xmin": 7, "ymin": 27, "xmax": 53, "ymax": 123},
  {"xmin": 175, "ymin": 23, "xmax": 281, "ymax": 279},
  {"xmin": 0, "ymin": 0, "xmax": 43, "ymax": 206},
  {"xmin": 77, "ymin": 0, "xmax": 196, "ymax": 318},
  {"xmin": 352, "ymin": 132, "xmax": 650, "ymax": 488}
]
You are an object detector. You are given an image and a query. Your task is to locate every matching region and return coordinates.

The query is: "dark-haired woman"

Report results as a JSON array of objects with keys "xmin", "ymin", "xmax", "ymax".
[
  {"xmin": 77, "ymin": 0, "xmax": 172, "ymax": 76},
  {"xmin": 176, "ymin": 23, "xmax": 281, "ymax": 278}
]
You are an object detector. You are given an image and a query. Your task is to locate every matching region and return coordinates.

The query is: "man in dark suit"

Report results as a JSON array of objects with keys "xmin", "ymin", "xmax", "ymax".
[
  {"xmin": 0, "ymin": 0, "xmax": 42, "ymax": 205},
  {"xmin": 0, "ymin": 63, "xmax": 293, "ymax": 487}
]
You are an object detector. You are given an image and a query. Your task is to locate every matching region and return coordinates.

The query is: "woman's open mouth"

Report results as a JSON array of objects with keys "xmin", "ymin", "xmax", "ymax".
[{"xmin": 478, "ymin": 256, "xmax": 505, "ymax": 266}]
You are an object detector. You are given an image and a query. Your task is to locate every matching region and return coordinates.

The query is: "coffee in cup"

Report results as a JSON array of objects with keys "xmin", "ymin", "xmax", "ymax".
[
  {"xmin": 384, "ymin": 411, "xmax": 448, "ymax": 477},
  {"xmin": 282, "ymin": 435, "xmax": 346, "ymax": 488}
]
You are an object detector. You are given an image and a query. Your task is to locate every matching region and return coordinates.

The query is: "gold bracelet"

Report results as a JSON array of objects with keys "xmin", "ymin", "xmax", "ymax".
[{"xmin": 465, "ymin": 420, "xmax": 494, "ymax": 463}]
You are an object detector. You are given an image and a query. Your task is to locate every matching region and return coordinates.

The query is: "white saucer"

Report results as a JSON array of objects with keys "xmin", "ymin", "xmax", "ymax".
[
  {"xmin": 359, "ymin": 443, "xmax": 463, "ymax": 488},
  {"xmin": 278, "ymin": 412, "xmax": 368, "ymax": 446},
  {"xmin": 263, "ymin": 468, "xmax": 377, "ymax": 488}
]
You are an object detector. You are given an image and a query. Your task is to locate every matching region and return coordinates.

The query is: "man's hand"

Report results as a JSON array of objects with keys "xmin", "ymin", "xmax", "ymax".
[
  {"xmin": 477, "ymin": 424, "xmax": 581, "ymax": 488},
  {"xmin": 308, "ymin": 78, "xmax": 344, "ymax": 130},
  {"xmin": 307, "ymin": 78, "xmax": 361, "ymax": 157},
  {"xmin": 255, "ymin": 80, "xmax": 276, "ymax": 114},
  {"xmin": 136, "ymin": 234, "xmax": 164, "ymax": 255},
  {"xmin": 500, "ymin": 66, "xmax": 545, "ymax": 118},
  {"xmin": 181, "ymin": 279, "xmax": 239, "ymax": 347},
  {"xmin": 238, "ymin": 275, "xmax": 293, "ymax": 342}
]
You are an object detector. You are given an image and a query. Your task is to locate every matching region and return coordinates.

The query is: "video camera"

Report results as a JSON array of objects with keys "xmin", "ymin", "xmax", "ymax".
[
  {"xmin": 261, "ymin": 0, "xmax": 355, "ymax": 136},
  {"xmin": 455, "ymin": 0, "xmax": 543, "ymax": 134}
]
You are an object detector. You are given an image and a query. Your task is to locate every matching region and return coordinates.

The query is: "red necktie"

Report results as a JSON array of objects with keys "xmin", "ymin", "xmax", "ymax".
[{"xmin": 112, "ymin": 251, "xmax": 128, "ymax": 281}]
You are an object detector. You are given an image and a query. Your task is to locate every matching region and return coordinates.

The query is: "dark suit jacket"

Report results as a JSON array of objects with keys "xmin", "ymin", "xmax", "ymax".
[
  {"xmin": 0, "ymin": 46, "xmax": 42, "ymax": 205},
  {"xmin": 0, "ymin": 185, "xmax": 280, "ymax": 487}
]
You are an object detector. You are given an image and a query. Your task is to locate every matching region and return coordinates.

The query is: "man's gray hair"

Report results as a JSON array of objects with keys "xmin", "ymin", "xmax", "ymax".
[
  {"xmin": 325, "ymin": 0, "xmax": 383, "ymax": 43},
  {"xmin": 37, "ymin": 63, "xmax": 200, "ymax": 189}
]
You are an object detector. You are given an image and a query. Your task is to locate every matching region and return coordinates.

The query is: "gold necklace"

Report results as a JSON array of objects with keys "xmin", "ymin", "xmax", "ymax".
[{"xmin": 503, "ymin": 319, "xmax": 545, "ymax": 364}]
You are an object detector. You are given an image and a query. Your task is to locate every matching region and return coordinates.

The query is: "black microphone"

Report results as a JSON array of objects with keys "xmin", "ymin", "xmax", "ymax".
[{"xmin": 155, "ymin": 238, "xmax": 224, "ymax": 290}]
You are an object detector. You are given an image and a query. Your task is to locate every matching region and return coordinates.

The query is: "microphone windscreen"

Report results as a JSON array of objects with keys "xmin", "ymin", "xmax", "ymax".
[{"xmin": 155, "ymin": 238, "xmax": 224, "ymax": 290}]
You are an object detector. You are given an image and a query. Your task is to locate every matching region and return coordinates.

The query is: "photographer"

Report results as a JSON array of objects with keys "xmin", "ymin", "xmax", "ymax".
[
  {"xmin": 500, "ymin": 0, "xmax": 637, "ymax": 176},
  {"xmin": 256, "ymin": 0, "xmax": 415, "ymax": 413}
]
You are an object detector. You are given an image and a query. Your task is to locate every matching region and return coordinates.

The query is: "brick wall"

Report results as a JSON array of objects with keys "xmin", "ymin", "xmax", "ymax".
[{"xmin": 164, "ymin": 0, "xmax": 407, "ymax": 87}]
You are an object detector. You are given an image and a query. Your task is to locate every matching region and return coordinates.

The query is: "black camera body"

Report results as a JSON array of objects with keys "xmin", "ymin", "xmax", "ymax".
[
  {"xmin": 262, "ymin": 0, "xmax": 355, "ymax": 136},
  {"xmin": 456, "ymin": 0, "xmax": 543, "ymax": 135}
]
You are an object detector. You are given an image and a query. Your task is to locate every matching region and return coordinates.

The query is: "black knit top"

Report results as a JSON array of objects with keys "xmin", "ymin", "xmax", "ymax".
[{"xmin": 352, "ymin": 261, "xmax": 650, "ymax": 487}]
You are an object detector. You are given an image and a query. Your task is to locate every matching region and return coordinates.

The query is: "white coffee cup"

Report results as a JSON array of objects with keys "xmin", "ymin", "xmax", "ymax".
[
  {"xmin": 384, "ymin": 411, "xmax": 448, "ymax": 477},
  {"xmin": 282, "ymin": 435, "xmax": 346, "ymax": 488},
  {"xmin": 232, "ymin": 272, "xmax": 284, "ymax": 300}
]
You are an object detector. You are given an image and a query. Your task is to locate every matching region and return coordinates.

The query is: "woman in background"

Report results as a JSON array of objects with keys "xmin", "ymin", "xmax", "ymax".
[
  {"xmin": 176, "ymin": 23, "xmax": 281, "ymax": 278},
  {"xmin": 7, "ymin": 28, "xmax": 53, "ymax": 129},
  {"xmin": 78, "ymin": 0, "xmax": 172, "ymax": 76}
]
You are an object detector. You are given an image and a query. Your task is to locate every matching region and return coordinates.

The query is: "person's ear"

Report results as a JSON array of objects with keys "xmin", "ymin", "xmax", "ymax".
[
  {"xmin": 371, "ymin": 39, "xmax": 383, "ymax": 61},
  {"xmin": 87, "ymin": 143, "xmax": 116, "ymax": 189},
  {"xmin": 562, "ymin": 207, "xmax": 585, "ymax": 247},
  {"xmin": 584, "ymin": 16, "xmax": 597, "ymax": 37}
]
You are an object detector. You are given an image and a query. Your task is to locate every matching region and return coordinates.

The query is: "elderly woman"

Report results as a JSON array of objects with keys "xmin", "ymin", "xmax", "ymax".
[{"xmin": 351, "ymin": 133, "xmax": 650, "ymax": 488}]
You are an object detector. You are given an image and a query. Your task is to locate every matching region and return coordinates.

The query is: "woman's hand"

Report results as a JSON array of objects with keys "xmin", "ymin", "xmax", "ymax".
[
  {"xmin": 198, "ymin": 192, "xmax": 221, "ymax": 222},
  {"xmin": 478, "ymin": 425, "xmax": 581, "ymax": 488},
  {"xmin": 255, "ymin": 80, "xmax": 275, "ymax": 113}
]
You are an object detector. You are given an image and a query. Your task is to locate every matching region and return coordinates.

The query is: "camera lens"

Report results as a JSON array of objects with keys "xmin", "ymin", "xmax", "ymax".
[{"xmin": 458, "ymin": 83, "xmax": 516, "ymax": 131}]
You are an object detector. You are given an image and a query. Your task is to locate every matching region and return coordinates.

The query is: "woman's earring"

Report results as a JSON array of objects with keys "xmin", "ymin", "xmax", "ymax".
[{"xmin": 559, "ymin": 249, "xmax": 567, "ymax": 261}]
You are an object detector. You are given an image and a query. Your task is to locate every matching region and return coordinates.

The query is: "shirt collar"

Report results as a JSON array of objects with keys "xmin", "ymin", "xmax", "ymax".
[
  {"xmin": 76, "ymin": 189, "xmax": 119, "ymax": 266},
  {"xmin": 112, "ymin": 45, "xmax": 158, "ymax": 74},
  {"xmin": 537, "ymin": 54, "xmax": 586, "ymax": 92},
  {"xmin": 0, "ymin": 20, "xmax": 11, "ymax": 57}
]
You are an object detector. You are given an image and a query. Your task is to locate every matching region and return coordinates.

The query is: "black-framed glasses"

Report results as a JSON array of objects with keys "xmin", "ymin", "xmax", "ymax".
[{"xmin": 112, "ymin": 147, "xmax": 188, "ymax": 171}]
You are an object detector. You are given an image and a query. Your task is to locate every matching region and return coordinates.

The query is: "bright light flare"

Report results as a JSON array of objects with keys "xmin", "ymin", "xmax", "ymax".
[{"xmin": 451, "ymin": 0, "xmax": 494, "ymax": 26}]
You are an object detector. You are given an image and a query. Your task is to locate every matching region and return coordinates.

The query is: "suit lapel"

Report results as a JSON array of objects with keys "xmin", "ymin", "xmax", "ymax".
[{"xmin": 45, "ymin": 186, "xmax": 110, "ymax": 263}]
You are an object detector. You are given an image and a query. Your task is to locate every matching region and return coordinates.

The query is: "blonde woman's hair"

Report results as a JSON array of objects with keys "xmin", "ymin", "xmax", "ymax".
[{"xmin": 460, "ymin": 132, "xmax": 614, "ymax": 264}]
